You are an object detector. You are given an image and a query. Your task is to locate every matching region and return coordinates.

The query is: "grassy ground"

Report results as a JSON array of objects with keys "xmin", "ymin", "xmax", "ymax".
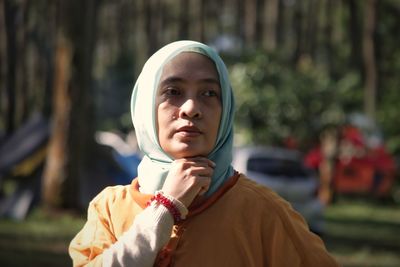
[
  {"xmin": 324, "ymin": 197, "xmax": 400, "ymax": 267},
  {"xmin": 0, "ymin": 198, "xmax": 399, "ymax": 267},
  {"xmin": 0, "ymin": 210, "xmax": 84, "ymax": 267}
]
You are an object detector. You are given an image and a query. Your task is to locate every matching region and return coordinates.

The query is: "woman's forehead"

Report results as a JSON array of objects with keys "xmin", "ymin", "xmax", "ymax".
[{"xmin": 159, "ymin": 52, "xmax": 219, "ymax": 82}]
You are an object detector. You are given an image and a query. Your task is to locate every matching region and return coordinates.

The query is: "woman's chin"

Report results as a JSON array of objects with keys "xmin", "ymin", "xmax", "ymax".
[{"xmin": 166, "ymin": 144, "xmax": 209, "ymax": 159}]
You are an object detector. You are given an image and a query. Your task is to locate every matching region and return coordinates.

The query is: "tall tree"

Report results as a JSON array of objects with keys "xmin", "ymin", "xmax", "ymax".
[
  {"xmin": 193, "ymin": 0, "xmax": 206, "ymax": 42},
  {"xmin": 323, "ymin": 0, "xmax": 334, "ymax": 75},
  {"xmin": 363, "ymin": 0, "xmax": 378, "ymax": 119},
  {"xmin": 263, "ymin": 0, "xmax": 279, "ymax": 51},
  {"xmin": 178, "ymin": 0, "xmax": 189, "ymax": 39},
  {"xmin": 293, "ymin": 0, "xmax": 305, "ymax": 63},
  {"xmin": 16, "ymin": 0, "xmax": 29, "ymax": 123},
  {"xmin": 3, "ymin": 0, "xmax": 17, "ymax": 135},
  {"xmin": 306, "ymin": 0, "xmax": 319, "ymax": 59},
  {"xmin": 347, "ymin": 0, "xmax": 362, "ymax": 72},
  {"xmin": 235, "ymin": 0, "xmax": 245, "ymax": 44},
  {"xmin": 0, "ymin": 0, "xmax": 7, "ymax": 126},
  {"xmin": 42, "ymin": 0, "xmax": 98, "ymax": 209},
  {"xmin": 144, "ymin": 0, "xmax": 160, "ymax": 56},
  {"xmin": 244, "ymin": 0, "xmax": 257, "ymax": 48}
]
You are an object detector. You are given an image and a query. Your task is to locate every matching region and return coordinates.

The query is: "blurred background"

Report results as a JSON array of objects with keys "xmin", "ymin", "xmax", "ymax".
[{"xmin": 0, "ymin": 0, "xmax": 399, "ymax": 266}]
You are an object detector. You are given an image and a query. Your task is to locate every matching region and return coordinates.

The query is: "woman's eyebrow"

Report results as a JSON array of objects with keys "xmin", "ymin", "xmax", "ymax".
[{"xmin": 159, "ymin": 76, "xmax": 184, "ymax": 86}]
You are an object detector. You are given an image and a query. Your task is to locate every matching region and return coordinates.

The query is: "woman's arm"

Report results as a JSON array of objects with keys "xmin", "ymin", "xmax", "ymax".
[
  {"xmin": 69, "ymin": 195, "xmax": 174, "ymax": 267},
  {"xmin": 102, "ymin": 204, "xmax": 174, "ymax": 267},
  {"xmin": 69, "ymin": 157, "xmax": 213, "ymax": 267}
]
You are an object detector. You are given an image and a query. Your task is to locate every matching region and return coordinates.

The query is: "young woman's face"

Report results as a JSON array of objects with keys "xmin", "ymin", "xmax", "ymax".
[{"xmin": 156, "ymin": 52, "xmax": 222, "ymax": 159}]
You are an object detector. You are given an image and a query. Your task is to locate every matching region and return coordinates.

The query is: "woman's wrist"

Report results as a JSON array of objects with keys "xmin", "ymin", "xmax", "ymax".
[{"xmin": 147, "ymin": 191, "xmax": 188, "ymax": 224}]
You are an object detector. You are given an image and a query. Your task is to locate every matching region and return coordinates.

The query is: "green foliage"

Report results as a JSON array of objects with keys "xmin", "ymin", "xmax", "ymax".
[
  {"xmin": 375, "ymin": 2, "xmax": 400, "ymax": 154},
  {"xmin": 229, "ymin": 51, "xmax": 362, "ymax": 148}
]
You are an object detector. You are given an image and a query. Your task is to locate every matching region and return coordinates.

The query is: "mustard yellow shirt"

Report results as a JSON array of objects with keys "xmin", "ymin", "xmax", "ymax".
[{"xmin": 69, "ymin": 174, "xmax": 339, "ymax": 267}]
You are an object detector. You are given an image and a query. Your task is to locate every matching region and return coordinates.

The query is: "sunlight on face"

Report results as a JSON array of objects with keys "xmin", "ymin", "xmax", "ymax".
[{"xmin": 156, "ymin": 52, "xmax": 222, "ymax": 159}]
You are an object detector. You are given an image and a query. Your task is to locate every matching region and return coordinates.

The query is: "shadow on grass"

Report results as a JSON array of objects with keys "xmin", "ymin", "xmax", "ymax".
[
  {"xmin": 324, "ymin": 217, "xmax": 400, "ymax": 251},
  {"xmin": 0, "ymin": 246, "xmax": 71, "ymax": 267}
]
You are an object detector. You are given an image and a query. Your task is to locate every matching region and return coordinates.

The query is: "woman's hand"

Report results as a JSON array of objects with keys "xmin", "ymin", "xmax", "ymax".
[{"xmin": 161, "ymin": 157, "xmax": 215, "ymax": 207}]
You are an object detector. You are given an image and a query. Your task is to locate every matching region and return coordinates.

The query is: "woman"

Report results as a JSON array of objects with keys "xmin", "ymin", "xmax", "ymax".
[{"xmin": 69, "ymin": 40, "xmax": 339, "ymax": 267}]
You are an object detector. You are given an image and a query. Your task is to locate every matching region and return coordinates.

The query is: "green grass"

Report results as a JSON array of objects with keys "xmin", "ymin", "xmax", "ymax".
[
  {"xmin": 0, "ymin": 199, "xmax": 399, "ymax": 267},
  {"xmin": 324, "ymin": 198, "xmax": 400, "ymax": 267},
  {"xmin": 0, "ymin": 209, "xmax": 85, "ymax": 267}
]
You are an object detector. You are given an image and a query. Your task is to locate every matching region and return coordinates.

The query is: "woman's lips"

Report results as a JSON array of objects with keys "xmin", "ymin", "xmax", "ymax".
[{"xmin": 176, "ymin": 126, "xmax": 202, "ymax": 137}]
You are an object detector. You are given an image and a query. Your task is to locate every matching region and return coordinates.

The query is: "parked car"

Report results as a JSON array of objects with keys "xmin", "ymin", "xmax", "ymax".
[{"xmin": 232, "ymin": 146, "xmax": 324, "ymax": 235}]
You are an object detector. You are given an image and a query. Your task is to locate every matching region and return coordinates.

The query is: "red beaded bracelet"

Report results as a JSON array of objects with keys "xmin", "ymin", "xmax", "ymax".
[{"xmin": 148, "ymin": 192, "xmax": 182, "ymax": 224}]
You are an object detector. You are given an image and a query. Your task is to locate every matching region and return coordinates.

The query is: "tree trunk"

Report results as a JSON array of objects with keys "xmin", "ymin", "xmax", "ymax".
[
  {"xmin": 42, "ymin": 35, "xmax": 71, "ymax": 207},
  {"xmin": 17, "ymin": 0, "xmax": 29, "ymax": 123},
  {"xmin": 293, "ymin": 1, "xmax": 304, "ymax": 64},
  {"xmin": 193, "ymin": 0, "xmax": 205, "ymax": 42},
  {"xmin": 347, "ymin": 0, "xmax": 362, "ymax": 72},
  {"xmin": 0, "ymin": 0, "xmax": 7, "ymax": 124},
  {"xmin": 275, "ymin": 0, "xmax": 284, "ymax": 48},
  {"xmin": 255, "ymin": 0, "xmax": 265, "ymax": 47},
  {"xmin": 235, "ymin": 0, "xmax": 245, "ymax": 45},
  {"xmin": 363, "ymin": 0, "xmax": 377, "ymax": 120},
  {"xmin": 244, "ymin": 0, "xmax": 257, "ymax": 48},
  {"xmin": 3, "ymin": 0, "xmax": 17, "ymax": 135},
  {"xmin": 263, "ymin": 0, "xmax": 278, "ymax": 51},
  {"xmin": 178, "ymin": 0, "xmax": 189, "ymax": 39},
  {"xmin": 42, "ymin": 0, "xmax": 98, "ymax": 209},
  {"xmin": 324, "ymin": 0, "xmax": 334, "ymax": 75},
  {"xmin": 144, "ymin": 0, "xmax": 159, "ymax": 56},
  {"xmin": 306, "ymin": 0, "xmax": 318, "ymax": 59}
]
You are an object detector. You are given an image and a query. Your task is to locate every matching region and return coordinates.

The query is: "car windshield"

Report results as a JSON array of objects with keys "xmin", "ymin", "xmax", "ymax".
[{"xmin": 247, "ymin": 156, "xmax": 309, "ymax": 178}]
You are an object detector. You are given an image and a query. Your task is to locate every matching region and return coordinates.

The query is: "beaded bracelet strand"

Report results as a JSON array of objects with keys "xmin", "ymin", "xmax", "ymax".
[{"xmin": 147, "ymin": 191, "xmax": 183, "ymax": 224}]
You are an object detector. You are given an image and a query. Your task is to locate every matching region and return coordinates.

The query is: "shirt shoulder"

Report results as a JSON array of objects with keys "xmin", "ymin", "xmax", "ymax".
[
  {"xmin": 91, "ymin": 184, "xmax": 131, "ymax": 206},
  {"xmin": 232, "ymin": 174, "xmax": 295, "ymax": 212},
  {"xmin": 89, "ymin": 184, "xmax": 142, "ymax": 238}
]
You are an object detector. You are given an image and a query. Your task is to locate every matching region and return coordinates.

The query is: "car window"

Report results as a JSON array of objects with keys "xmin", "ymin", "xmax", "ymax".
[{"xmin": 247, "ymin": 156, "xmax": 309, "ymax": 178}]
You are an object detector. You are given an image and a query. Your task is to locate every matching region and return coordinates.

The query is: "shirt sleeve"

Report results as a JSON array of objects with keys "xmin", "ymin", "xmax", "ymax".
[
  {"xmin": 69, "ymin": 196, "xmax": 174, "ymax": 267},
  {"xmin": 261, "ymin": 198, "xmax": 339, "ymax": 267},
  {"xmin": 102, "ymin": 203, "xmax": 174, "ymax": 267}
]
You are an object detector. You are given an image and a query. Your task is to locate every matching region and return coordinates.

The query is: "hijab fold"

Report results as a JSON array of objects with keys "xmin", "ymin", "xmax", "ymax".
[{"xmin": 131, "ymin": 40, "xmax": 235, "ymax": 196}]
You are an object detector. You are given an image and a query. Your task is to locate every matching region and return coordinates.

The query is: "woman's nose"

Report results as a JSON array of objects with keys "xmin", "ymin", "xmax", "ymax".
[{"xmin": 179, "ymin": 98, "xmax": 201, "ymax": 119}]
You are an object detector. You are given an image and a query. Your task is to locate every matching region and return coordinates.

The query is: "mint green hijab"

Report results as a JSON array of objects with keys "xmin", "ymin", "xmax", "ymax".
[{"xmin": 131, "ymin": 40, "xmax": 235, "ymax": 196}]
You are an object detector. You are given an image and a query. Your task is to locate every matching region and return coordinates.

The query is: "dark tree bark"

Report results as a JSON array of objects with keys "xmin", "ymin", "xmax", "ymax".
[
  {"xmin": 306, "ymin": 0, "xmax": 318, "ymax": 59},
  {"xmin": 275, "ymin": 0, "xmax": 284, "ymax": 47},
  {"xmin": 324, "ymin": 0, "xmax": 334, "ymax": 74},
  {"xmin": 0, "ymin": 0, "xmax": 7, "ymax": 125},
  {"xmin": 255, "ymin": 0, "xmax": 265, "ymax": 47},
  {"xmin": 244, "ymin": 0, "xmax": 257, "ymax": 48},
  {"xmin": 3, "ymin": 0, "xmax": 17, "ymax": 135},
  {"xmin": 3, "ymin": 0, "xmax": 31, "ymax": 131},
  {"xmin": 347, "ymin": 0, "xmax": 362, "ymax": 72},
  {"xmin": 17, "ymin": 0, "xmax": 29, "ymax": 123},
  {"xmin": 144, "ymin": 0, "xmax": 159, "ymax": 56},
  {"xmin": 193, "ymin": 0, "xmax": 206, "ymax": 42},
  {"xmin": 234, "ymin": 0, "xmax": 245, "ymax": 48},
  {"xmin": 293, "ymin": 1, "xmax": 304, "ymax": 64},
  {"xmin": 363, "ymin": 0, "xmax": 378, "ymax": 119},
  {"xmin": 178, "ymin": 0, "xmax": 189, "ymax": 39}
]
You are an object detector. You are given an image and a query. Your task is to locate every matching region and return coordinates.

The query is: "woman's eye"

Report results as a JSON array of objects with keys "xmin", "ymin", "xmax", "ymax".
[
  {"xmin": 203, "ymin": 90, "xmax": 218, "ymax": 97},
  {"xmin": 165, "ymin": 88, "xmax": 180, "ymax": 96}
]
